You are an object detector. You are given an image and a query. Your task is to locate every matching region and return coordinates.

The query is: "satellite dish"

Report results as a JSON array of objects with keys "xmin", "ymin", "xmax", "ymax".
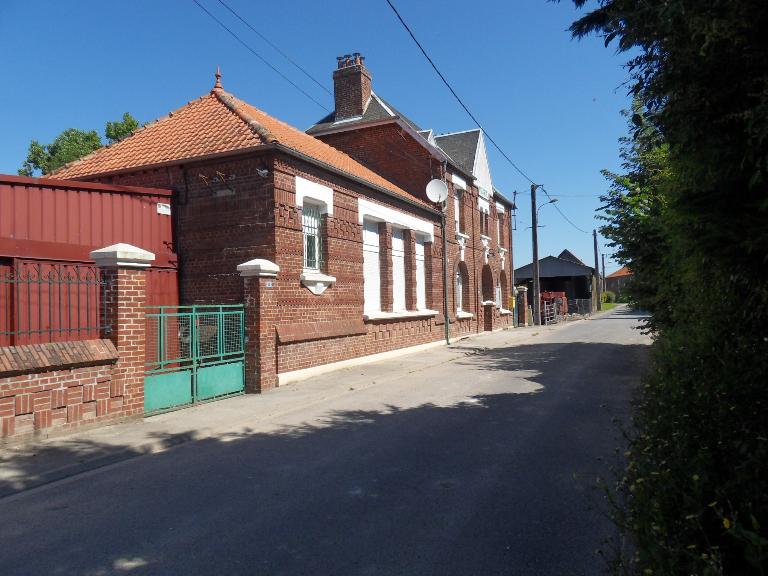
[{"xmin": 426, "ymin": 179, "xmax": 449, "ymax": 203}]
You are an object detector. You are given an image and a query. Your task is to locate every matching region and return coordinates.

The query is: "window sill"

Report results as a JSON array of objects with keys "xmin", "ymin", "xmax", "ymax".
[
  {"xmin": 499, "ymin": 308, "xmax": 512, "ymax": 316},
  {"xmin": 480, "ymin": 234, "xmax": 491, "ymax": 242},
  {"xmin": 300, "ymin": 271, "xmax": 336, "ymax": 295},
  {"xmin": 456, "ymin": 311, "xmax": 474, "ymax": 320},
  {"xmin": 363, "ymin": 309, "xmax": 440, "ymax": 322},
  {"xmin": 481, "ymin": 300, "xmax": 497, "ymax": 306},
  {"xmin": 455, "ymin": 232, "xmax": 470, "ymax": 241}
]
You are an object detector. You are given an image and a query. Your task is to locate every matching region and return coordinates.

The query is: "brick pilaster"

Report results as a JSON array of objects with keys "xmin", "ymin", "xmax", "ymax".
[
  {"xmin": 92, "ymin": 243, "xmax": 155, "ymax": 418},
  {"xmin": 424, "ymin": 241, "xmax": 434, "ymax": 310},
  {"xmin": 402, "ymin": 229, "xmax": 417, "ymax": 310},
  {"xmin": 378, "ymin": 222, "xmax": 393, "ymax": 312},
  {"xmin": 239, "ymin": 259, "xmax": 280, "ymax": 393}
]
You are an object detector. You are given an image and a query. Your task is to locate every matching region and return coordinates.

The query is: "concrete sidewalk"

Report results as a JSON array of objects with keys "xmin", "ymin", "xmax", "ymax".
[{"xmin": 0, "ymin": 319, "xmax": 579, "ymax": 498}]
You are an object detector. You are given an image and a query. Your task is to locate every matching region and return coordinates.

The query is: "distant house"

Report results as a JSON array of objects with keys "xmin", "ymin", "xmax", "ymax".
[
  {"xmin": 514, "ymin": 250, "xmax": 596, "ymax": 302},
  {"xmin": 605, "ymin": 266, "xmax": 632, "ymax": 297}
]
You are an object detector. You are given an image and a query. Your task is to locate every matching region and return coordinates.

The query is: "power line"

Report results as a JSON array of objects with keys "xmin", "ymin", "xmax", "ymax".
[
  {"xmin": 384, "ymin": 0, "xmax": 589, "ymax": 235},
  {"xmin": 191, "ymin": 0, "xmax": 330, "ymax": 112},
  {"xmin": 214, "ymin": 0, "xmax": 333, "ymax": 97}
]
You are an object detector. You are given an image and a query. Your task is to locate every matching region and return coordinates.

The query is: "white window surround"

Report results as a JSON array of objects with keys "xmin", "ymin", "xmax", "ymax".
[
  {"xmin": 363, "ymin": 309, "xmax": 439, "ymax": 321},
  {"xmin": 296, "ymin": 176, "xmax": 334, "ymax": 216},
  {"xmin": 415, "ymin": 236, "xmax": 426, "ymax": 310},
  {"xmin": 362, "ymin": 219, "xmax": 381, "ymax": 314},
  {"xmin": 478, "ymin": 197, "xmax": 490, "ymax": 214},
  {"xmin": 495, "ymin": 201, "xmax": 506, "ymax": 213},
  {"xmin": 357, "ymin": 198, "xmax": 434, "ymax": 242},
  {"xmin": 451, "ymin": 173, "xmax": 467, "ymax": 190}
]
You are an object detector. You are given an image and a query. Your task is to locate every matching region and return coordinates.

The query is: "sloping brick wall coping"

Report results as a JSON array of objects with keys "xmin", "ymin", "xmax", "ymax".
[
  {"xmin": 0, "ymin": 340, "xmax": 119, "ymax": 378},
  {"xmin": 277, "ymin": 320, "xmax": 367, "ymax": 344}
]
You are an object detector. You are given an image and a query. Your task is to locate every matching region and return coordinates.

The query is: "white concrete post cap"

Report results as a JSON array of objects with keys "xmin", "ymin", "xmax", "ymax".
[
  {"xmin": 90, "ymin": 243, "xmax": 155, "ymax": 268},
  {"xmin": 237, "ymin": 258, "xmax": 280, "ymax": 278}
]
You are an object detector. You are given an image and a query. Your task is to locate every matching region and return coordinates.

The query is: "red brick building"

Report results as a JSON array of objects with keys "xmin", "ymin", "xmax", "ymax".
[{"xmin": 51, "ymin": 64, "xmax": 514, "ymax": 389}]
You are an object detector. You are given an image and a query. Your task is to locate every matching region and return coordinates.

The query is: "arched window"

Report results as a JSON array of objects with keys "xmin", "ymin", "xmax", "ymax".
[
  {"xmin": 455, "ymin": 262, "xmax": 470, "ymax": 313},
  {"xmin": 481, "ymin": 265, "xmax": 494, "ymax": 302},
  {"xmin": 455, "ymin": 269, "xmax": 463, "ymax": 312}
]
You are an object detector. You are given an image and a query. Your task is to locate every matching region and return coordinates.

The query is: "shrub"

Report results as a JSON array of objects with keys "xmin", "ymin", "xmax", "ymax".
[{"xmin": 602, "ymin": 290, "xmax": 616, "ymax": 303}]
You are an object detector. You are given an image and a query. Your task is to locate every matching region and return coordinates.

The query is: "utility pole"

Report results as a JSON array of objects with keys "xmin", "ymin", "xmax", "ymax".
[
  {"xmin": 441, "ymin": 203, "xmax": 450, "ymax": 345},
  {"xmin": 531, "ymin": 184, "xmax": 541, "ymax": 325},
  {"xmin": 593, "ymin": 229, "xmax": 602, "ymax": 311},
  {"xmin": 601, "ymin": 253, "xmax": 606, "ymax": 294}
]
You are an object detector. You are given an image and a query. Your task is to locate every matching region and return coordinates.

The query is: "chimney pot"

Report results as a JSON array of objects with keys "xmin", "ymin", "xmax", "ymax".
[{"xmin": 336, "ymin": 56, "xmax": 343, "ymax": 69}]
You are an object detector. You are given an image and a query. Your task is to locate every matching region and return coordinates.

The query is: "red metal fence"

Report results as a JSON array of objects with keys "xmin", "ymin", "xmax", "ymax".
[{"xmin": 0, "ymin": 175, "xmax": 178, "ymax": 346}]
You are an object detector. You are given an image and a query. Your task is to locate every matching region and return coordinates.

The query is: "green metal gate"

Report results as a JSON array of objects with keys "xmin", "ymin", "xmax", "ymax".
[{"xmin": 144, "ymin": 305, "xmax": 245, "ymax": 414}]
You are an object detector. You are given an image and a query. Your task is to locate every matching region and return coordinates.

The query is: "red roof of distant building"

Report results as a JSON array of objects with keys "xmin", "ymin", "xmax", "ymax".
[
  {"xmin": 52, "ymin": 72, "xmax": 428, "ymax": 208},
  {"xmin": 607, "ymin": 266, "xmax": 632, "ymax": 278}
]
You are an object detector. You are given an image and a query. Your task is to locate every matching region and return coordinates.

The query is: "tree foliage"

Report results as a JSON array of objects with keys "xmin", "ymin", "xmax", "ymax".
[
  {"xmin": 105, "ymin": 112, "xmax": 140, "ymax": 144},
  {"xmin": 19, "ymin": 112, "xmax": 141, "ymax": 177},
  {"xmin": 570, "ymin": 0, "xmax": 768, "ymax": 573}
]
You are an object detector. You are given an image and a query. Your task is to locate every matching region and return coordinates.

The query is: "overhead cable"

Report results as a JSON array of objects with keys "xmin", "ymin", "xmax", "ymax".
[
  {"xmin": 192, "ymin": 0, "xmax": 330, "ymax": 112},
  {"xmin": 384, "ymin": 0, "xmax": 589, "ymax": 234},
  {"xmin": 214, "ymin": 0, "xmax": 333, "ymax": 97}
]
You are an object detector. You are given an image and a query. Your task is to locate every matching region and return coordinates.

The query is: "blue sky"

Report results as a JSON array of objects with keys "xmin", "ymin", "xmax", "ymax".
[{"xmin": 0, "ymin": 0, "xmax": 631, "ymax": 273}]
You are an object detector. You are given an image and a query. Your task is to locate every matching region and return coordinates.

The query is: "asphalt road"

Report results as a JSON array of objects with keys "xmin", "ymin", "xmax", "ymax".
[{"xmin": 0, "ymin": 308, "xmax": 650, "ymax": 576}]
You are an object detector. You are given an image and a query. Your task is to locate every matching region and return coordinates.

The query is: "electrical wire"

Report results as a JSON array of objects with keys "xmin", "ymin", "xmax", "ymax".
[
  {"xmin": 214, "ymin": 0, "xmax": 333, "ymax": 97},
  {"xmin": 384, "ymin": 0, "xmax": 590, "ymax": 235},
  {"xmin": 191, "ymin": 0, "xmax": 331, "ymax": 112}
]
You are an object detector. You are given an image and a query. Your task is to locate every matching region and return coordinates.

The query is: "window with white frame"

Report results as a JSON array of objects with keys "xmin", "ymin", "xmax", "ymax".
[
  {"xmin": 497, "ymin": 211, "xmax": 503, "ymax": 244},
  {"xmin": 495, "ymin": 282, "xmax": 502, "ymax": 308},
  {"xmin": 302, "ymin": 202, "xmax": 324, "ymax": 271},
  {"xmin": 455, "ymin": 269, "xmax": 463, "ymax": 312},
  {"xmin": 415, "ymin": 235, "xmax": 426, "ymax": 309},
  {"xmin": 454, "ymin": 191, "xmax": 462, "ymax": 233},
  {"xmin": 362, "ymin": 219, "xmax": 381, "ymax": 313},
  {"xmin": 391, "ymin": 227, "xmax": 406, "ymax": 312},
  {"xmin": 480, "ymin": 207, "xmax": 490, "ymax": 237}
]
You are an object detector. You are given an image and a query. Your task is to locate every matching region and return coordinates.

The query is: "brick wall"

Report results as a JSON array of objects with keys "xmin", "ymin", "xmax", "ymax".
[
  {"xmin": 1, "ymin": 246, "xmax": 152, "ymax": 444},
  {"xmin": 87, "ymin": 146, "xmax": 512, "ymax": 385},
  {"xmin": 317, "ymin": 124, "xmax": 439, "ymax": 200},
  {"xmin": 0, "ymin": 340, "xmax": 123, "ymax": 443}
]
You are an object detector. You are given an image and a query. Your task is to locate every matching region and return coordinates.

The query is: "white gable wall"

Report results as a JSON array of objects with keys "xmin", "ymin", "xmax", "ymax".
[{"xmin": 473, "ymin": 132, "xmax": 494, "ymax": 198}]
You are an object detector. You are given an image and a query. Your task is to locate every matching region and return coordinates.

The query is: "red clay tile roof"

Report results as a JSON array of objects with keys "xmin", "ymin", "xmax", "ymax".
[
  {"xmin": 607, "ymin": 266, "xmax": 632, "ymax": 278},
  {"xmin": 52, "ymin": 82, "xmax": 428, "ymax": 208}
]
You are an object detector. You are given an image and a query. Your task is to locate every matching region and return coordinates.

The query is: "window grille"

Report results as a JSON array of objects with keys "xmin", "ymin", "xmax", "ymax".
[{"xmin": 302, "ymin": 204, "xmax": 324, "ymax": 270}]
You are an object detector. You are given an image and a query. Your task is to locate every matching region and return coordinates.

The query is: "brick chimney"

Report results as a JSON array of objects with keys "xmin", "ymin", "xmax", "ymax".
[{"xmin": 333, "ymin": 53, "xmax": 372, "ymax": 121}]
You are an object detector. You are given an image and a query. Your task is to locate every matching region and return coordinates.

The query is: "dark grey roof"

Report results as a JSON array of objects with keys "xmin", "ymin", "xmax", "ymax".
[
  {"xmin": 433, "ymin": 130, "xmax": 480, "ymax": 176},
  {"xmin": 306, "ymin": 93, "xmax": 422, "ymax": 135},
  {"xmin": 514, "ymin": 255, "xmax": 594, "ymax": 281},
  {"xmin": 558, "ymin": 249, "xmax": 587, "ymax": 266}
]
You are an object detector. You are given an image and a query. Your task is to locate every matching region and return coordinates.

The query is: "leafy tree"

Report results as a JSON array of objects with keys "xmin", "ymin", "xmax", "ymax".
[
  {"xmin": 18, "ymin": 129, "xmax": 102, "ymax": 176},
  {"xmin": 569, "ymin": 0, "xmax": 768, "ymax": 574},
  {"xmin": 105, "ymin": 112, "xmax": 140, "ymax": 144},
  {"xmin": 18, "ymin": 112, "xmax": 141, "ymax": 176}
]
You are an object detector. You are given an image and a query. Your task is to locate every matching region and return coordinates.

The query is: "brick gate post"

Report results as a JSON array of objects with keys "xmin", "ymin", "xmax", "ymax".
[
  {"xmin": 91, "ymin": 243, "xmax": 155, "ymax": 418},
  {"xmin": 237, "ymin": 258, "xmax": 279, "ymax": 393}
]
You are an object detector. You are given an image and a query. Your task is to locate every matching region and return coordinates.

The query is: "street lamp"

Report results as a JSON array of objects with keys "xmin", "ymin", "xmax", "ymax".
[{"xmin": 530, "ymin": 186, "xmax": 558, "ymax": 326}]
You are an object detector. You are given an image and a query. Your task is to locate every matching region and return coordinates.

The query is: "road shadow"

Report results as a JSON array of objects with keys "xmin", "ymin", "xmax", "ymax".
[{"xmin": 0, "ymin": 340, "xmax": 650, "ymax": 576}]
